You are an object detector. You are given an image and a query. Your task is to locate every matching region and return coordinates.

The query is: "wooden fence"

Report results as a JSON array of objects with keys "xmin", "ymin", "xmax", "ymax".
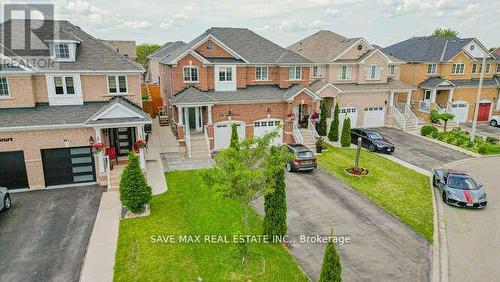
[{"xmin": 141, "ymin": 84, "xmax": 162, "ymax": 117}]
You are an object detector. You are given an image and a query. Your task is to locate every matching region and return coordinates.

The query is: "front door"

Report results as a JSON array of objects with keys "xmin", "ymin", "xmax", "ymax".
[
  {"xmin": 478, "ymin": 103, "xmax": 491, "ymax": 121},
  {"xmin": 110, "ymin": 127, "xmax": 135, "ymax": 157},
  {"xmin": 188, "ymin": 108, "xmax": 197, "ymax": 130}
]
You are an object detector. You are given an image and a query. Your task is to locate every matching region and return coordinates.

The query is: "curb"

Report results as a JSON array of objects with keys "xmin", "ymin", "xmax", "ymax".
[
  {"xmin": 407, "ymin": 131, "xmax": 480, "ymax": 157},
  {"xmin": 429, "ymin": 172, "xmax": 449, "ymax": 282}
]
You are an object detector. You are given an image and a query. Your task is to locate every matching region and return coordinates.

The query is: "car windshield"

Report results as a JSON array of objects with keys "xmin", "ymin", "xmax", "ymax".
[
  {"xmin": 367, "ymin": 132, "xmax": 383, "ymax": 140},
  {"xmin": 447, "ymin": 175, "xmax": 479, "ymax": 190},
  {"xmin": 297, "ymin": 151, "xmax": 314, "ymax": 158}
]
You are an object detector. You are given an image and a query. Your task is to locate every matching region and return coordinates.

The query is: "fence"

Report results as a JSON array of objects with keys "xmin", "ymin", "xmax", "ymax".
[{"xmin": 141, "ymin": 84, "xmax": 162, "ymax": 117}]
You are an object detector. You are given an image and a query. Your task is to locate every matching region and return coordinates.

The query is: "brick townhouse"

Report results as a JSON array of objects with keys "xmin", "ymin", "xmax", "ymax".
[
  {"xmin": 151, "ymin": 27, "xmax": 321, "ymax": 155},
  {"xmin": 0, "ymin": 20, "xmax": 150, "ymax": 190}
]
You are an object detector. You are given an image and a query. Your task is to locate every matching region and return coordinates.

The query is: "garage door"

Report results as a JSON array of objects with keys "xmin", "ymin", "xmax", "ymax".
[
  {"xmin": 0, "ymin": 151, "xmax": 29, "ymax": 190},
  {"xmin": 478, "ymin": 103, "xmax": 491, "ymax": 121},
  {"xmin": 340, "ymin": 107, "xmax": 358, "ymax": 130},
  {"xmin": 451, "ymin": 101, "xmax": 469, "ymax": 123},
  {"xmin": 363, "ymin": 107, "xmax": 385, "ymax": 128},
  {"xmin": 42, "ymin": 146, "xmax": 96, "ymax": 187},
  {"xmin": 254, "ymin": 119, "xmax": 283, "ymax": 146},
  {"xmin": 214, "ymin": 122, "xmax": 245, "ymax": 150}
]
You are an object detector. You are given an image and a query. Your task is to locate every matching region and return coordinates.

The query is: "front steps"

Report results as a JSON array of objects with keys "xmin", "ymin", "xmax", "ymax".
[
  {"xmin": 299, "ymin": 129, "xmax": 317, "ymax": 152},
  {"xmin": 189, "ymin": 133, "xmax": 211, "ymax": 158},
  {"xmin": 161, "ymin": 152, "xmax": 215, "ymax": 172}
]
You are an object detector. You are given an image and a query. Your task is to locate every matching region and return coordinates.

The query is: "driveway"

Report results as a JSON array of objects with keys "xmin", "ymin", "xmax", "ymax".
[
  {"xmin": 375, "ymin": 127, "xmax": 471, "ymax": 171},
  {"xmin": 0, "ymin": 186, "xmax": 103, "ymax": 282},
  {"xmin": 253, "ymin": 169, "xmax": 430, "ymax": 281},
  {"xmin": 443, "ymin": 156, "xmax": 500, "ymax": 281},
  {"xmin": 459, "ymin": 122, "xmax": 500, "ymax": 138}
]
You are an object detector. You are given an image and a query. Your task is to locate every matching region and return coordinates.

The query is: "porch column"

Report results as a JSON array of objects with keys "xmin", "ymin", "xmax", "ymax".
[
  {"xmin": 94, "ymin": 128, "xmax": 105, "ymax": 173},
  {"xmin": 195, "ymin": 106, "xmax": 201, "ymax": 131},
  {"xmin": 406, "ymin": 90, "xmax": 412, "ymax": 106},
  {"xmin": 177, "ymin": 106, "xmax": 183, "ymax": 125},
  {"xmin": 136, "ymin": 125, "xmax": 146, "ymax": 170},
  {"xmin": 207, "ymin": 105, "xmax": 213, "ymax": 124},
  {"xmin": 389, "ymin": 91, "xmax": 395, "ymax": 106},
  {"xmin": 430, "ymin": 89, "xmax": 437, "ymax": 103},
  {"xmin": 448, "ymin": 88, "xmax": 454, "ymax": 103}
]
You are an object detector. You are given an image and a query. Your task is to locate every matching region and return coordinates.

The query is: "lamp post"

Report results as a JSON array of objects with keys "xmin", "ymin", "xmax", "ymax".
[{"xmin": 471, "ymin": 56, "xmax": 486, "ymax": 141}]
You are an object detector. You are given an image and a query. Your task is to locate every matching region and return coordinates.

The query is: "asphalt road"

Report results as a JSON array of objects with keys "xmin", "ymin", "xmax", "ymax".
[
  {"xmin": 253, "ymin": 169, "xmax": 430, "ymax": 281},
  {"xmin": 375, "ymin": 127, "xmax": 471, "ymax": 171},
  {"xmin": 443, "ymin": 156, "xmax": 500, "ymax": 281},
  {"xmin": 0, "ymin": 186, "xmax": 103, "ymax": 282}
]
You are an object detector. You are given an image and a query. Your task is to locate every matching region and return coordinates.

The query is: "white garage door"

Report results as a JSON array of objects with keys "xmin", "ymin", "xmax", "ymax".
[
  {"xmin": 451, "ymin": 101, "xmax": 469, "ymax": 123},
  {"xmin": 214, "ymin": 121, "xmax": 245, "ymax": 150},
  {"xmin": 339, "ymin": 107, "xmax": 358, "ymax": 130},
  {"xmin": 254, "ymin": 119, "xmax": 283, "ymax": 146},
  {"xmin": 363, "ymin": 106, "xmax": 385, "ymax": 128}
]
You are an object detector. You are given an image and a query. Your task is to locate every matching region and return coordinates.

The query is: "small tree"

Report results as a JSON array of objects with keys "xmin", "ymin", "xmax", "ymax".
[
  {"xmin": 263, "ymin": 146, "xmax": 289, "ymax": 241},
  {"xmin": 317, "ymin": 100, "xmax": 328, "ymax": 136},
  {"xmin": 119, "ymin": 152, "xmax": 152, "ymax": 213},
  {"xmin": 319, "ymin": 232, "xmax": 342, "ymax": 282},
  {"xmin": 340, "ymin": 118, "xmax": 351, "ymax": 147},
  {"xmin": 432, "ymin": 27, "xmax": 458, "ymax": 37},
  {"xmin": 439, "ymin": 112, "xmax": 455, "ymax": 132},
  {"xmin": 136, "ymin": 44, "xmax": 161, "ymax": 81},
  {"xmin": 328, "ymin": 103, "xmax": 340, "ymax": 142},
  {"xmin": 230, "ymin": 122, "xmax": 240, "ymax": 150}
]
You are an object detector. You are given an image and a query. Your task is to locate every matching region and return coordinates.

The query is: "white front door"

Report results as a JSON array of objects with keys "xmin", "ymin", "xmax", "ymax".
[
  {"xmin": 451, "ymin": 101, "xmax": 469, "ymax": 123},
  {"xmin": 363, "ymin": 106, "xmax": 385, "ymax": 128},
  {"xmin": 254, "ymin": 119, "xmax": 283, "ymax": 146},
  {"xmin": 339, "ymin": 107, "xmax": 358, "ymax": 130},
  {"xmin": 214, "ymin": 121, "xmax": 245, "ymax": 150}
]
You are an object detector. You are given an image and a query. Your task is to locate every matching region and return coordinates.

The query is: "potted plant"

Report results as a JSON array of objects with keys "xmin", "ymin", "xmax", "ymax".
[
  {"xmin": 92, "ymin": 142, "xmax": 105, "ymax": 154},
  {"xmin": 316, "ymin": 137, "xmax": 325, "ymax": 153},
  {"xmin": 287, "ymin": 112, "xmax": 296, "ymax": 123},
  {"xmin": 134, "ymin": 140, "xmax": 147, "ymax": 151},
  {"xmin": 311, "ymin": 112, "xmax": 320, "ymax": 120}
]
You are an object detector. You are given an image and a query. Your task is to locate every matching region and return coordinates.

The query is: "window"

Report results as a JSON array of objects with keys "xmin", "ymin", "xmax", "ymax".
[
  {"xmin": 486, "ymin": 64, "xmax": 491, "ymax": 73},
  {"xmin": 53, "ymin": 76, "xmax": 75, "ymax": 95},
  {"xmin": 470, "ymin": 45, "xmax": 475, "ymax": 51},
  {"xmin": 0, "ymin": 77, "xmax": 9, "ymax": 96},
  {"xmin": 472, "ymin": 64, "xmax": 478, "ymax": 74},
  {"xmin": 312, "ymin": 66, "xmax": 323, "ymax": 78},
  {"xmin": 288, "ymin": 66, "xmax": 302, "ymax": 80},
  {"xmin": 108, "ymin": 75, "xmax": 128, "ymax": 94},
  {"xmin": 427, "ymin": 64, "xmax": 437, "ymax": 75},
  {"xmin": 255, "ymin": 66, "xmax": 268, "ymax": 80},
  {"xmin": 54, "ymin": 43, "xmax": 70, "ymax": 59},
  {"xmin": 357, "ymin": 44, "xmax": 362, "ymax": 50},
  {"xmin": 367, "ymin": 65, "xmax": 380, "ymax": 80},
  {"xmin": 207, "ymin": 42, "xmax": 214, "ymax": 51},
  {"xmin": 388, "ymin": 65, "xmax": 395, "ymax": 76},
  {"xmin": 338, "ymin": 65, "xmax": 352, "ymax": 80},
  {"xmin": 497, "ymin": 64, "xmax": 500, "ymax": 73},
  {"xmin": 424, "ymin": 90, "xmax": 431, "ymax": 100},
  {"xmin": 451, "ymin": 63, "xmax": 465, "ymax": 74},
  {"xmin": 218, "ymin": 66, "xmax": 233, "ymax": 82},
  {"xmin": 473, "ymin": 64, "xmax": 491, "ymax": 74},
  {"xmin": 183, "ymin": 66, "xmax": 198, "ymax": 82}
]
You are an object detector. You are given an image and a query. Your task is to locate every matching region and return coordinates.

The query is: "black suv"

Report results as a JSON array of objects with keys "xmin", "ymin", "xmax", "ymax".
[
  {"xmin": 285, "ymin": 144, "xmax": 317, "ymax": 172},
  {"xmin": 350, "ymin": 128, "xmax": 395, "ymax": 153}
]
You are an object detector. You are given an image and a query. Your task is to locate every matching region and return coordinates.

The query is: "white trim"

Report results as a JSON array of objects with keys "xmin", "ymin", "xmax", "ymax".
[
  {"xmin": 255, "ymin": 66, "xmax": 269, "ymax": 81},
  {"xmin": 366, "ymin": 64, "xmax": 381, "ymax": 80},
  {"xmin": 190, "ymin": 35, "xmax": 249, "ymax": 63},
  {"xmin": 427, "ymin": 63, "xmax": 438, "ymax": 75},
  {"xmin": 288, "ymin": 66, "xmax": 303, "ymax": 80},
  {"xmin": 182, "ymin": 66, "xmax": 199, "ymax": 83},
  {"xmin": 170, "ymin": 50, "xmax": 211, "ymax": 65},
  {"xmin": 46, "ymin": 73, "xmax": 83, "ymax": 105},
  {"xmin": 90, "ymin": 103, "xmax": 144, "ymax": 121},
  {"xmin": 330, "ymin": 38, "xmax": 374, "ymax": 62},
  {"xmin": 0, "ymin": 76, "xmax": 11, "ymax": 98},
  {"xmin": 317, "ymin": 83, "xmax": 342, "ymax": 94},
  {"xmin": 451, "ymin": 63, "xmax": 466, "ymax": 75},
  {"xmin": 107, "ymin": 74, "xmax": 129, "ymax": 95},
  {"xmin": 285, "ymin": 87, "xmax": 321, "ymax": 102},
  {"xmin": 0, "ymin": 119, "xmax": 152, "ymax": 132},
  {"xmin": 359, "ymin": 49, "xmax": 393, "ymax": 64}
]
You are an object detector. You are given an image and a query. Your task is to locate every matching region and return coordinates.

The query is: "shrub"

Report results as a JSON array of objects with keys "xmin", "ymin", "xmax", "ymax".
[
  {"xmin": 119, "ymin": 152, "xmax": 152, "ymax": 213},
  {"xmin": 328, "ymin": 103, "xmax": 340, "ymax": 142},
  {"xmin": 420, "ymin": 125, "xmax": 438, "ymax": 136},
  {"xmin": 486, "ymin": 136, "xmax": 499, "ymax": 145},
  {"xmin": 478, "ymin": 144, "xmax": 488, "ymax": 154},
  {"xmin": 317, "ymin": 100, "xmax": 328, "ymax": 136},
  {"xmin": 230, "ymin": 123, "xmax": 240, "ymax": 150},
  {"xmin": 319, "ymin": 235, "xmax": 342, "ymax": 282},
  {"xmin": 340, "ymin": 118, "xmax": 351, "ymax": 147},
  {"xmin": 430, "ymin": 109, "xmax": 440, "ymax": 123}
]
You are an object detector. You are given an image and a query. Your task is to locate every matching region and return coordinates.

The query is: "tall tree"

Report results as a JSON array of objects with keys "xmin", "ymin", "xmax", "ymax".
[
  {"xmin": 340, "ymin": 117, "xmax": 351, "ymax": 147},
  {"xmin": 230, "ymin": 123, "xmax": 240, "ymax": 150},
  {"xmin": 119, "ymin": 152, "xmax": 152, "ymax": 213},
  {"xmin": 319, "ymin": 232, "xmax": 342, "ymax": 282},
  {"xmin": 136, "ymin": 43, "xmax": 161, "ymax": 81},
  {"xmin": 317, "ymin": 100, "xmax": 328, "ymax": 136},
  {"xmin": 263, "ymin": 146, "xmax": 289, "ymax": 241},
  {"xmin": 328, "ymin": 103, "xmax": 340, "ymax": 142},
  {"xmin": 432, "ymin": 28, "xmax": 458, "ymax": 37}
]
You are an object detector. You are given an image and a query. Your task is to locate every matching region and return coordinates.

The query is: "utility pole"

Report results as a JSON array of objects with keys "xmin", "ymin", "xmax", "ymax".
[{"xmin": 471, "ymin": 56, "xmax": 486, "ymax": 140}]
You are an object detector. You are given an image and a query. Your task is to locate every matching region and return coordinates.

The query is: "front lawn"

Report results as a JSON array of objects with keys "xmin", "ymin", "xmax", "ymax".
[
  {"xmin": 317, "ymin": 146, "xmax": 433, "ymax": 242},
  {"xmin": 114, "ymin": 170, "xmax": 307, "ymax": 281}
]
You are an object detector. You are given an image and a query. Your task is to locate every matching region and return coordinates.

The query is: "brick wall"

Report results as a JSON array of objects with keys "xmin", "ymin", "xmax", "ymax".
[{"xmin": 194, "ymin": 39, "xmax": 233, "ymax": 58}]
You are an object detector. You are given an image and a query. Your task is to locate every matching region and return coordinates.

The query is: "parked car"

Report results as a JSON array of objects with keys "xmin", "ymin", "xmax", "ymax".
[
  {"xmin": 285, "ymin": 144, "xmax": 317, "ymax": 172},
  {"xmin": 433, "ymin": 169, "xmax": 487, "ymax": 208},
  {"xmin": 490, "ymin": 115, "xmax": 500, "ymax": 127},
  {"xmin": 1, "ymin": 187, "xmax": 11, "ymax": 211},
  {"xmin": 350, "ymin": 128, "xmax": 395, "ymax": 153}
]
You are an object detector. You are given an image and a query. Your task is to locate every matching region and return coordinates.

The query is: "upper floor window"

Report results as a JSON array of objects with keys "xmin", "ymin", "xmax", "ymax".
[
  {"xmin": 474, "ymin": 63, "xmax": 493, "ymax": 74},
  {"xmin": 312, "ymin": 66, "xmax": 323, "ymax": 78},
  {"xmin": 54, "ymin": 76, "xmax": 75, "ymax": 95},
  {"xmin": 357, "ymin": 44, "xmax": 363, "ymax": 50},
  {"xmin": 0, "ymin": 77, "xmax": 9, "ymax": 97},
  {"xmin": 338, "ymin": 65, "xmax": 352, "ymax": 80},
  {"xmin": 108, "ymin": 75, "xmax": 127, "ymax": 94},
  {"xmin": 54, "ymin": 43, "xmax": 70, "ymax": 59},
  {"xmin": 288, "ymin": 66, "xmax": 302, "ymax": 80},
  {"xmin": 388, "ymin": 65, "xmax": 396, "ymax": 76},
  {"xmin": 451, "ymin": 63, "xmax": 465, "ymax": 74},
  {"xmin": 255, "ymin": 66, "xmax": 268, "ymax": 81},
  {"xmin": 486, "ymin": 64, "xmax": 491, "ymax": 73},
  {"xmin": 218, "ymin": 66, "xmax": 233, "ymax": 82},
  {"xmin": 367, "ymin": 65, "xmax": 380, "ymax": 80},
  {"xmin": 183, "ymin": 66, "xmax": 199, "ymax": 82},
  {"xmin": 497, "ymin": 64, "xmax": 500, "ymax": 73},
  {"xmin": 427, "ymin": 64, "xmax": 437, "ymax": 75}
]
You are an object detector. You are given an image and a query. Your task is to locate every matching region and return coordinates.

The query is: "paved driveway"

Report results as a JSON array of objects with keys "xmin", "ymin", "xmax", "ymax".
[
  {"xmin": 459, "ymin": 122, "xmax": 500, "ymax": 138},
  {"xmin": 375, "ymin": 127, "xmax": 471, "ymax": 171},
  {"xmin": 253, "ymin": 169, "xmax": 430, "ymax": 281},
  {"xmin": 0, "ymin": 186, "xmax": 103, "ymax": 282},
  {"xmin": 443, "ymin": 156, "xmax": 500, "ymax": 281}
]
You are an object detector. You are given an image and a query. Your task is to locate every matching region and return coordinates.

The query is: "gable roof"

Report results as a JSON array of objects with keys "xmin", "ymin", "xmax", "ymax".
[
  {"xmin": 0, "ymin": 19, "xmax": 143, "ymax": 72},
  {"xmin": 383, "ymin": 36, "xmax": 484, "ymax": 62},
  {"xmin": 148, "ymin": 41, "xmax": 187, "ymax": 61},
  {"xmin": 158, "ymin": 27, "xmax": 311, "ymax": 65},
  {"xmin": 493, "ymin": 48, "xmax": 500, "ymax": 60}
]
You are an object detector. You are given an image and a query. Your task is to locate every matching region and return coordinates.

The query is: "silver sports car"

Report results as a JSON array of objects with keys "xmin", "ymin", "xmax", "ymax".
[
  {"xmin": 433, "ymin": 169, "xmax": 487, "ymax": 208},
  {"xmin": 1, "ymin": 187, "xmax": 11, "ymax": 211}
]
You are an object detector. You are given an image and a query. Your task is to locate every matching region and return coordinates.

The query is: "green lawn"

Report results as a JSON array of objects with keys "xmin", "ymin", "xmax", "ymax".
[
  {"xmin": 317, "ymin": 146, "xmax": 434, "ymax": 242},
  {"xmin": 114, "ymin": 170, "xmax": 307, "ymax": 281}
]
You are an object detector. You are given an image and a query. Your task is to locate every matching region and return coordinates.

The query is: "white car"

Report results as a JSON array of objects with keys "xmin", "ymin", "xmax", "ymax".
[
  {"xmin": 1, "ymin": 187, "xmax": 11, "ymax": 211},
  {"xmin": 490, "ymin": 116, "xmax": 500, "ymax": 127}
]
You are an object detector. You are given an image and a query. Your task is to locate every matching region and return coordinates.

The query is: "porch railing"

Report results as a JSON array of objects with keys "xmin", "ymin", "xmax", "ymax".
[
  {"xmin": 292, "ymin": 122, "xmax": 304, "ymax": 144},
  {"xmin": 203, "ymin": 125, "xmax": 211, "ymax": 157},
  {"xmin": 308, "ymin": 118, "xmax": 319, "ymax": 139},
  {"xmin": 404, "ymin": 106, "xmax": 419, "ymax": 128},
  {"xmin": 104, "ymin": 155, "xmax": 111, "ymax": 190},
  {"xmin": 390, "ymin": 105, "xmax": 406, "ymax": 130}
]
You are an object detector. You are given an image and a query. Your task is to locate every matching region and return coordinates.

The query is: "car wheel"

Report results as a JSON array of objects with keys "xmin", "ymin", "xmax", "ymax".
[
  {"xmin": 368, "ymin": 144, "xmax": 376, "ymax": 152},
  {"xmin": 442, "ymin": 192, "xmax": 447, "ymax": 203},
  {"xmin": 3, "ymin": 195, "xmax": 11, "ymax": 211},
  {"xmin": 490, "ymin": 120, "xmax": 498, "ymax": 127},
  {"xmin": 286, "ymin": 163, "xmax": 293, "ymax": 172}
]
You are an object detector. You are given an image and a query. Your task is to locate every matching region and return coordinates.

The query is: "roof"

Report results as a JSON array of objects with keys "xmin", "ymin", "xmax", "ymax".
[
  {"xmin": 100, "ymin": 40, "xmax": 137, "ymax": 60},
  {"xmin": 148, "ymin": 41, "xmax": 186, "ymax": 61},
  {"xmin": 158, "ymin": 27, "xmax": 311, "ymax": 65},
  {"xmin": 383, "ymin": 36, "xmax": 476, "ymax": 62},
  {"xmin": 493, "ymin": 48, "xmax": 500, "ymax": 60},
  {"xmin": 0, "ymin": 97, "xmax": 150, "ymax": 130},
  {"xmin": 171, "ymin": 84, "xmax": 319, "ymax": 105},
  {"xmin": 287, "ymin": 30, "xmax": 360, "ymax": 63},
  {"xmin": 420, "ymin": 77, "xmax": 455, "ymax": 89},
  {"xmin": 310, "ymin": 78, "xmax": 415, "ymax": 94},
  {"xmin": 0, "ymin": 19, "xmax": 143, "ymax": 72},
  {"xmin": 450, "ymin": 76, "xmax": 500, "ymax": 88}
]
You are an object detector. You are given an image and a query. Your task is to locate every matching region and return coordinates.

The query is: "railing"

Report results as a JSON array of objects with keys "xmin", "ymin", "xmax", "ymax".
[
  {"xmin": 292, "ymin": 122, "xmax": 304, "ymax": 144},
  {"xmin": 184, "ymin": 125, "xmax": 191, "ymax": 158},
  {"xmin": 104, "ymin": 155, "xmax": 111, "ymax": 190},
  {"xmin": 203, "ymin": 125, "xmax": 211, "ymax": 157},
  {"xmin": 419, "ymin": 101, "xmax": 431, "ymax": 113},
  {"xmin": 433, "ymin": 102, "xmax": 443, "ymax": 114},
  {"xmin": 390, "ymin": 105, "xmax": 406, "ymax": 130},
  {"xmin": 395, "ymin": 102, "xmax": 407, "ymax": 115},
  {"xmin": 308, "ymin": 118, "xmax": 319, "ymax": 139},
  {"xmin": 404, "ymin": 106, "xmax": 419, "ymax": 128}
]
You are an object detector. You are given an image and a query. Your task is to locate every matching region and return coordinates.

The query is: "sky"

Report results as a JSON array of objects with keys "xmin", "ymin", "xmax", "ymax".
[{"xmin": 2, "ymin": 0, "xmax": 500, "ymax": 48}]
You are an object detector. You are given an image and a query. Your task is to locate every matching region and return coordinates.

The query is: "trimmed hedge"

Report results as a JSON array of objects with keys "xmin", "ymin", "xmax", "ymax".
[
  {"xmin": 119, "ymin": 152, "xmax": 152, "ymax": 213},
  {"xmin": 420, "ymin": 125, "xmax": 438, "ymax": 137},
  {"xmin": 340, "ymin": 118, "xmax": 351, "ymax": 147}
]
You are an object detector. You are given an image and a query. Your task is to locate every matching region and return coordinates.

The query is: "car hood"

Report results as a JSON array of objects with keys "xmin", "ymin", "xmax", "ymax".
[
  {"xmin": 447, "ymin": 187, "xmax": 486, "ymax": 202},
  {"xmin": 372, "ymin": 139, "xmax": 393, "ymax": 147}
]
